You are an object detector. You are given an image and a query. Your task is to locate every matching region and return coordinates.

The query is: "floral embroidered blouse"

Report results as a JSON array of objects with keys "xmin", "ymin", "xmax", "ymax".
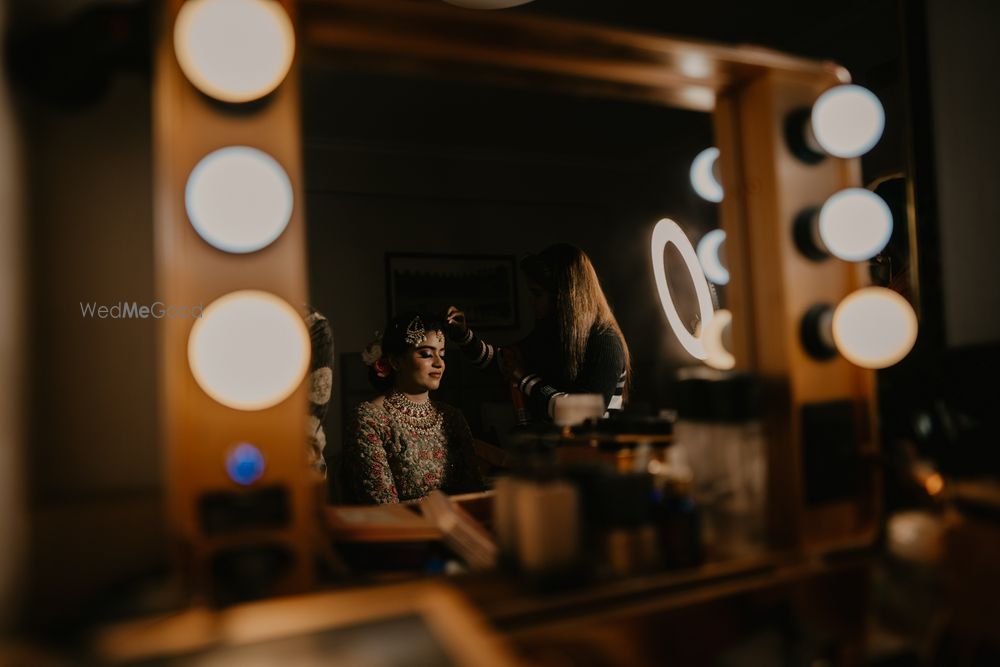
[{"xmin": 345, "ymin": 391, "xmax": 484, "ymax": 504}]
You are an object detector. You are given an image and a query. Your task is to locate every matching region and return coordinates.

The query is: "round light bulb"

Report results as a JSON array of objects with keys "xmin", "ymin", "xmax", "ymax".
[
  {"xmin": 696, "ymin": 229, "xmax": 729, "ymax": 285},
  {"xmin": 185, "ymin": 147, "xmax": 293, "ymax": 254},
  {"xmin": 832, "ymin": 287, "xmax": 917, "ymax": 369},
  {"xmin": 810, "ymin": 84, "xmax": 885, "ymax": 158},
  {"xmin": 679, "ymin": 52, "xmax": 712, "ymax": 79},
  {"xmin": 188, "ymin": 290, "xmax": 310, "ymax": 410},
  {"xmin": 174, "ymin": 0, "xmax": 295, "ymax": 103},
  {"xmin": 817, "ymin": 188, "xmax": 893, "ymax": 261},
  {"xmin": 651, "ymin": 218, "xmax": 716, "ymax": 360},
  {"xmin": 690, "ymin": 147, "xmax": 723, "ymax": 203},
  {"xmin": 442, "ymin": 0, "xmax": 535, "ymax": 8}
]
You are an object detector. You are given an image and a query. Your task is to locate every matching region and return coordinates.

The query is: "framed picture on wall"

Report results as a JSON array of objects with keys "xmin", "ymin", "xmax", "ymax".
[{"xmin": 385, "ymin": 253, "xmax": 519, "ymax": 330}]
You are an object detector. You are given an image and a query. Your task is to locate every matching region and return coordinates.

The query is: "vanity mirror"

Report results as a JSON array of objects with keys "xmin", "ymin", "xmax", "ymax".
[{"xmin": 153, "ymin": 0, "xmax": 895, "ymax": 597}]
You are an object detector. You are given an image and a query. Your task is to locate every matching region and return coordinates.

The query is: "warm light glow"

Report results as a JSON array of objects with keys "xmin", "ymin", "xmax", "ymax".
[
  {"xmin": 185, "ymin": 147, "xmax": 293, "ymax": 253},
  {"xmin": 703, "ymin": 308, "xmax": 735, "ymax": 371},
  {"xmin": 887, "ymin": 511, "xmax": 944, "ymax": 564},
  {"xmin": 832, "ymin": 287, "xmax": 918, "ymax": 369},
  {"xmin": 925, "ymin": 473, "xmax": 944, "ymax": 496},
  {"xmin": 680, "ymin": 86, "xmax": 716, "ymax": 110},
  {"xmin": 651, "ymin": 218, "xmax": 716, "ymax": 360},
  {"xmin": 696, "ymin": 229, "xmax": 729, "ymax": 285},
  {"xmin": 442, "ymin": 0, "xmax": 535, "ymax": 8},
  {"xmin": 174, "ymin": 0, "xmax": 295, "ymax": 103},
  {"xmin": 680, "ymin": 52, "xmax": 712, "ymax": 79},
  {"xmin": 690, "ymin": 147, "xmax": 723, "ymax": 203},
  {"xmin": 818, "ymin": 188, "xmax": 893, "ymax": 261},
  {"xmin": 811, "ymin": 84, "xmax": 885, "ymax": 158},
  {"xmin": 188, "ymin": 290, "xmax": 310, "ymax": 410}
]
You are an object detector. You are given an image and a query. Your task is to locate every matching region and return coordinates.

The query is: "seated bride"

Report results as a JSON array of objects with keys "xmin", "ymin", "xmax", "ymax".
[{"xmin": 343, "ymin": 313, "xmax": 484, "ymax": 504}]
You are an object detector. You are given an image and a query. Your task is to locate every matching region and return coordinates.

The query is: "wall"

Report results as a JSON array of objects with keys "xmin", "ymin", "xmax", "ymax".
[
  {"xmin": 925, "ymin": 0, "xmax": 1000, "ymax": 349},
  {"xmin": 21, "ymin": 63, "xmax": 163, "ymax": 626}
]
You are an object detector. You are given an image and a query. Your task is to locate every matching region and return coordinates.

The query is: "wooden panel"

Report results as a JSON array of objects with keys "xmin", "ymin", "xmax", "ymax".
[
  {"xmin": 299, "ymin": 0, "xmax": 849, "ymax": 111},
  {"xmin": 718, "ymin": 69, "xmax": 879, "ymax": 552},
  {"xmin": 153, "ymin": 0, "xmax": 316, "ymax": 599},
  {"xmin": 713, "ymin": 92, "xmax": 755, "ymax": 370}
]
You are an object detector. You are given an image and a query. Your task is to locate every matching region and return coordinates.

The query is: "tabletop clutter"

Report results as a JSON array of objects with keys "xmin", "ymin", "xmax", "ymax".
[{"xmin": 328, "ymin": 371, "xmax": 768, "ymax": 586}]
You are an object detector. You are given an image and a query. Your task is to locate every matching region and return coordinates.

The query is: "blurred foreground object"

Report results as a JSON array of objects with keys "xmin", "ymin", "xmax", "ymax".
[{"xmin": 94, "ymin": 580, "xmax": 520, "ymax": 666}]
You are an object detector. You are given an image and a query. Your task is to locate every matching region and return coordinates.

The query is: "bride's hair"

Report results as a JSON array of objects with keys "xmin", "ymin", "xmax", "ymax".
[{"xmin": 367, "ymin": 312, "xmax": 446, "ymax": 392}]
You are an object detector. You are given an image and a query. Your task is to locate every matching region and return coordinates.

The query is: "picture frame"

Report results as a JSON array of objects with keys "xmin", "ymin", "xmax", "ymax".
[{"xmin": 385, "ymin": 253, "xmax": 519, "ymax": 330}]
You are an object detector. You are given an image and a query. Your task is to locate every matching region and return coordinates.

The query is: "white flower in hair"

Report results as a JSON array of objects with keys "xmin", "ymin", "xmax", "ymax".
[{"xmin": 361, "ymin": 332, "xmax": 383, "ymax": 366}]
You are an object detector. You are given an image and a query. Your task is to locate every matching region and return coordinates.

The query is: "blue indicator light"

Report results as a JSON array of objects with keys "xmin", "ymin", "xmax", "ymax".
[{"xmin": 226, "ymin": 443, "xmax": 265, "ymax": 486}]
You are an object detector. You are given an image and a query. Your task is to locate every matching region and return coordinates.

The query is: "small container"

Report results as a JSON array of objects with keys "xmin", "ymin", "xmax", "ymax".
[
  {"xmin": 708, "ymin": 373, "xmax": 766, "ymax": 559},
  {"xmin": 513, "ymin": 478, "xmax": 579, "ymax": 573},
  {"xmin": 584, "ymin": 472, "xmax": 660, "ymax": 578},
  {"xmin": 653, "ymin": 474, "xmax": 704, "ymax": 569},
  {"xmin": 552, "ymin": 393, "xmax": 606, "ymax": 428},
  {"xmin": 496, "ymin": 435, "xmax": 581, "ymax": 578}
]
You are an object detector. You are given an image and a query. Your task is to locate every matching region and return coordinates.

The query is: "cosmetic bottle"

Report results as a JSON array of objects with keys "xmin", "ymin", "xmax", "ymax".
[
  {"xmin": 708, "ymin": 373, "xmax": 766, "ymax": 559},
  {"xmin": 494, "ymin": 435, "xmax": 581, "ymax": 579},
  {"xmin": 652, "ymin": 470, "xmax": 704, "ymax": 570},
  {"xmin": 671, "ymin": 370, "xmax": 721, "ymax": 557},
  {"xmin": 671, "ymin": 370, "xmax": 766, "ymax": 561}
]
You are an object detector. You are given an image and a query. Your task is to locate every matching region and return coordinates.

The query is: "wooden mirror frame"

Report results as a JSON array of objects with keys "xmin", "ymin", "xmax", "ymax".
[{"xmin": 154, "ymin": 0, "xmax": 878, "ymax": 599}]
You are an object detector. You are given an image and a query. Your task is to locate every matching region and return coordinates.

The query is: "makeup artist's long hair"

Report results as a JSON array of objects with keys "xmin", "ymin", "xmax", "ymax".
[{"xmin": 520, "ymin": 244, "xmax": 631, "ymax": 396}]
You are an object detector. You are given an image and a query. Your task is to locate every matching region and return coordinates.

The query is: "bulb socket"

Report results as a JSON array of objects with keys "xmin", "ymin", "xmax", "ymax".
[
  {"xmin": 793, "ymin": 207, "xmax": 830, "ymax": 261},
  {"xmin": 784, "ymin": 107, "xmax": 826, "ymax": 164},
  {"xmin": 801, "ymin": 304, "xmax": 837, "ymax": 360}
]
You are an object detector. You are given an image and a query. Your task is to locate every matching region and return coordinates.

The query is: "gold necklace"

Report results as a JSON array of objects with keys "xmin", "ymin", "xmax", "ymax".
[{"xmin": 385, "ymin": 390, "xmax": 444, "ymax": 433}]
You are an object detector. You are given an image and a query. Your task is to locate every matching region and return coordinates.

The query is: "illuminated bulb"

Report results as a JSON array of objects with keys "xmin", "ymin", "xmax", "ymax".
[
  {"xmin": 811, "ymin": 84, "xmax": 885, "ymax": 158},
  {"xmin": 186, "ymin": 147, "xmax": 293, "ymax": 253},
  {"xmin": 816, "ymin": 188, "xmax": 893, "ymax": 262},
  {"xmin": 651, "ymin": 218, "xmax": 716, "ymax": 360},
  {"xmin": 680, "ymin": 86, "xmax": 716, "ymax": 110},
  {"xmin": 679, "ymin": 53, "xmax": 712, "ymax": 79},
  {"xmin": 832, "ymin": 287, "xmax": 917, "ymax": 369},
  {"xmin": 174, "ymin": 0, "xmax": 295, "ymax": 103},
  {"xmin": 887, "ymin": 511, "xmax": 944, "ymax": 565},
  {"xmin": 925, "ymin": 473, "xmax": 944, "ymax": 497},
  {"xmin": 188, "ymin": 290, "xmax": 310, "ymax": 410},
  {"xmin": 703, "ymin": 309, "xmax": 735, "ymax": 371},
  {"xmin": 226, "ymin": 443, "xmax": 266, "ymax": 486},
  {"xmin": 696, "ymin": 229, "xmax": 729, "ymax": 285},
  {"xmin": 690, "ymin": 147, "xmax": 723, "ymax": 203},
  {"xmin": 442, "ymin": 0, "xmax": 534, "ymax": 8}
]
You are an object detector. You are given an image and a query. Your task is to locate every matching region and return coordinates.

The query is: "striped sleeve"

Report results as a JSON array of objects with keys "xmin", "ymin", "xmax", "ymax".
[
  {"xmin": 517, "ymin": 373, "xmax": 567, "ymax": 420},
  {"xmin": 517, "ymin": 329, "xmax": 626, "ymax": 421},
  {"xmin": 458, "ymin": 328, "xmax": 501, "ymax": 372}
]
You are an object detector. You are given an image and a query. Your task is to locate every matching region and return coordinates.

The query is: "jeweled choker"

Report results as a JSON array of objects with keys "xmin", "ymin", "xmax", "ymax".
[{"xmin": 385, "ymin": 389, "xmax": 435, "ymax": 419}]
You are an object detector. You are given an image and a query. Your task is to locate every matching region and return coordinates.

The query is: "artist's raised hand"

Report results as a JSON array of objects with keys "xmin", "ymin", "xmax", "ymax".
[{"xmin": 444, "ymin": 306, "xmax": 469, "ymax": 341}]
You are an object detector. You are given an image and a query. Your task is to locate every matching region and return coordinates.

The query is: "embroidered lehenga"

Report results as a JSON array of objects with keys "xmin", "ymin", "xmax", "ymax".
[{"xmin": 345, "ymin": 390, "xmax": 483, "ymax": 504}]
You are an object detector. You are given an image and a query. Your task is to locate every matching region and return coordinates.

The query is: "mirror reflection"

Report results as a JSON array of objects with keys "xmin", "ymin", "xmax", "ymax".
[{"xmin": 302, "ymin": 66, "xmax": 727, "ymax": 503}]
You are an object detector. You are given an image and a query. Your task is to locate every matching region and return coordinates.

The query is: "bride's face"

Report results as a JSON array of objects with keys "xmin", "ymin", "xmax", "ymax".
[{"xmin": 392, "ymin": 329, "xmax": 446, "ymax": 394}]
